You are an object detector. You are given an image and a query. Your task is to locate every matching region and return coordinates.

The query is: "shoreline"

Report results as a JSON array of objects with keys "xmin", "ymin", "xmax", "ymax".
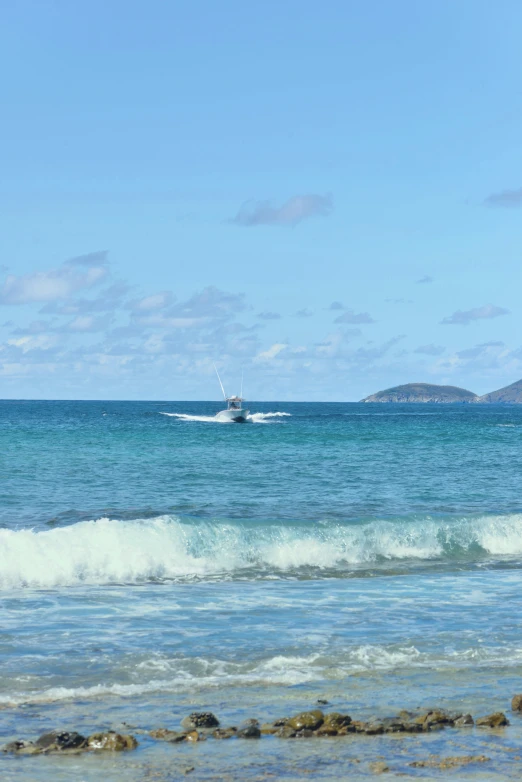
[{"xmin": 3, "ymin": 698, "xmax": 522, "ymax": 779}]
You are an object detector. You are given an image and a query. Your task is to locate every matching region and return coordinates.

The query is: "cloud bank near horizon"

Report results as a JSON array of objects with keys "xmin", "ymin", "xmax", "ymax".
[{"xmin": 0, "ymin": 253, "xmax": 519, "ymax": 398}]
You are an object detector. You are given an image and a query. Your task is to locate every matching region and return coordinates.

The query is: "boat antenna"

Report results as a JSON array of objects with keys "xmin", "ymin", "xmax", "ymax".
[
  {"xmin": 213, "ymin": 363, "xmax": 227, "ymax": 401},
  {"xmin": 240, "ymin": 369, "xmax": 243, "ymax": 400}
]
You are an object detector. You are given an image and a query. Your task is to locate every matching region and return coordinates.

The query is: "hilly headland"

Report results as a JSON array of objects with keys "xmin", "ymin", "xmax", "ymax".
[{"xmin": 361, "ymin": 379, "xmax": 522, "ymax": 403}]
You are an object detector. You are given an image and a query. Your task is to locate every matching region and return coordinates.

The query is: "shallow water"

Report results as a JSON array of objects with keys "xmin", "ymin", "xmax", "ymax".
[{"xmin": 2, "ymin": 400, "xmax": 522, "ymax": 779}]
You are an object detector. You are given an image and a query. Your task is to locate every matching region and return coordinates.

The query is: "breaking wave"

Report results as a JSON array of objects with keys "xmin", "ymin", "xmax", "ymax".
[{"xmin": 2, "ymin": 513, "xmax": 522, "ymax": 589}]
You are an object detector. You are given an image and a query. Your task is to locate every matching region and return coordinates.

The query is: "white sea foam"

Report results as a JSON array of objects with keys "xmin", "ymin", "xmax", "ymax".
[
  {"xmin": 0, "ymin": 653, "xmax": 324, "ymax": 705},
  {"xmin": 160, "ymin": 412, "xmax": 227, "ymax": 423},
  {"xmin": 249, "ymin": 412, "xmax": 291, "ymax": 420},
  {"xmin": 2, "ymin": 513, "xmax": 522, "ymax": 589},
  {"xmin": 4, "ymin": 641, "xmax": 522, "ymax": 706},
  {"xmin": 248, "ymin": 412, "xmax": 292, "ymax": 424}
]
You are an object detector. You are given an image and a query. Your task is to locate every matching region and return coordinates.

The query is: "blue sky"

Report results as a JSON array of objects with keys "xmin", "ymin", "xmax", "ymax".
[{"xmin": 1, "ymin": 0, "xmax": 521, "ymax": 400}]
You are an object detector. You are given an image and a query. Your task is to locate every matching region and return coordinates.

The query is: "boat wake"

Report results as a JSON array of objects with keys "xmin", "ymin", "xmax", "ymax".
[
  {"xmin": 160, "ymin": 411, "xmax": 291, "ymax": 424},
  {"xmin": 250, "ymin": 412, "xmax": 291, "ymax": 423}
]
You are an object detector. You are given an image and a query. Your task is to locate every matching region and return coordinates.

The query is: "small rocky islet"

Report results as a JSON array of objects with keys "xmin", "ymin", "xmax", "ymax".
[
  {"xmin": 360, "ymin": 378, "xmax": 522, "ymax": 403},
  {"xmin": 4, "ymin": 696, "xmax": 522, "ymax": 759}
]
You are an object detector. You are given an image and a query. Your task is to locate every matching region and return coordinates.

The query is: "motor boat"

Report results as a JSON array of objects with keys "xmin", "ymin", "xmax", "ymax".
[
  {"xmin": 215, "ymin": 395, "xmax": 250, "ymax": 423},
  {"xmin": 214, "ymin": 365, "xmax": 250, "ymax": 422}
]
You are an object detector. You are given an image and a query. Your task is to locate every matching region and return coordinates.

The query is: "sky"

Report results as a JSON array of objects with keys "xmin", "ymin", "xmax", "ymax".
[{"xmin": 1, "ymin": 0, "xmax": 521, "ymax": 401}]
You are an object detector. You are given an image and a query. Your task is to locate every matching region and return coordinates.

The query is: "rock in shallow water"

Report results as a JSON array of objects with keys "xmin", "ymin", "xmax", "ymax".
[
  {"xmin": 414, "ymin": 709, "xmax": 454, "ymax": 728},
  {"xmin": 275, "ymin": 725, "xmax": 299, "ymax": 739},
  {"xmin": 286, "ymin": 710, "xmax": 324, "ymax": 731},
  {"xmin": 315, "ymin": 715, "xmax": 355, "ymax": 736},
  {"xmin": 315, "ymin": 724, "xmax": 339, "ymax": 737},
  {"xmin": 212, "ymin": 728, "xmax": 237, "ymax": 739},
  {"xmin": 87, "ymin": 731, "xmax": 138, "ymax": 750},
  {"xmin": 36, "ymin": 730, "xmax": 87, "ymax": 751},
  {"xmin": 236, "ymin": 719, "xmax": 261, "ymax": 739},
  {"xmin": 476, "ymin": 712, "xmax": 509, "ymax": 728},
  {"xmin": 4, "ymin": 731, "xmax": 137, "ymax": 754},
  {"xmin": 369, "ymin": 761, "xmax": 389, "ymax": 774},
  {"xmin": 512, "ymin": 694, "xmax": 522, "ymax": 712},
  {"xmin": 363, "ymin": 723, "xmax": 385, "ymax": 736},
  {"xmin": 410, "ymin": 755, "xmax": 490, "ymax": 769},
  {"xmin": 184, "ymin": 730, "xmax": 204, "ymax": 742},
  {"xmin": 150, "ymin": 728, "xmax": 187, "ymax": 743},
  {"xmin": 454, "ymin": 714, "xmax": 474, "ymax": 727},
  {"xmin": 350, "ymin": 721, "xmax": 369, "ymax": 733},
  {"xmin": 323, "ymin": 712, "xmax": 351, "ymax": 730},
  {"xmin": 381, "ymin": 718, "xmax": 423, "ymax": 734},
  {"xmin": 260, "ymin": 723, "xmax": 279, "ymax": 735},
  {"xmin": 294, "ymin": 728, "xmax": 315, "ymax": 738},
  {"xmin": 2, "ymin": 740, "xmax": 42, "ymax": 755},
  {"xmin": 181, "ymin": 712, "xmax": 219, "ymax": 730}
]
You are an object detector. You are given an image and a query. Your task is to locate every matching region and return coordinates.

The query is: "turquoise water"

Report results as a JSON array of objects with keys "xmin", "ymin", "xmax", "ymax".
[{"xmin": 2, "ymin": 400, "xmax": 522, "ymax": 779}]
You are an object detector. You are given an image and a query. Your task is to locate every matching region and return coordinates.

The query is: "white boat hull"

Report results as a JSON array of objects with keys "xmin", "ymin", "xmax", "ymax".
[{"xmin": 215, "ymin": 408, "xmax": 250, "ymax": 423}]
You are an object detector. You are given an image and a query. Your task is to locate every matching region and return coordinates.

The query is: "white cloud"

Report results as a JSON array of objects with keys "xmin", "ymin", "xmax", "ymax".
[
  {"xmin": 11, "ymin": 320, "xmax": 53, "ymax": 335},
  {"xmin": 351, "ymin": 335, "xmax": 405, "ymax": 363},
  {"xmin": 168, "ymin": 286, "xmax": 246, "ymax": 319},
  {"xmin": 484, "ymin": 188, "xmax": 522, "ymax": 208},
  {"xmin": 456, "ymin": 341, "xmax": 505, "ymax": 360},
  {"xmin": 257, "ymin": 311, "xmax": 281, "ymax": 320},
  {"xmin": 66, "ymin": 314, "xmax": 113, "ymax": 333},
  {"xmin": 142, "ymin": 333, "xmax": 167, "ymax": 354},
  {"xmin": 334, "ymin": 309, "xmax": 375, "ymax": 324},
  {"xmin": 315, "ymin": 329, "xmax": 362, "ymax": 357},
  {"xmin": 231, "ymin": 194, "xmax": 333, "ymax": 227},
  {"xmin": 414, "ymin": 344, "xmax": 445, "ymax": 356},
  {"xmin": 40, "ymin": 281, "xmax": 132, "ymax": 315},
  {"xmin": 131, "ymin": 314, "xmax": 208, "ymax": 329},
  {"xmin": 254, "ymin": 343, "xmax": 288, "ymax": 362},
  {"xmin": 6, "ymin": 335, "xmax": 59, "ymax": 353},
  {"xmin": 127, "ymin": 292, "xmax": 173, "ymax": 312},
  {"xmin": 441, "ymin": 304, "xmax": 510, "ymax": 325},
  {"xmin": 126, "ymin": 286, "xmax": 248, "ymax": 333},
  {"xmin": 0, "ymin": 252, "xmax": 108, "ymax": 305},
  {"xmin": 433, "ymin": 341, "xmax": 522, "ymax": 381}
]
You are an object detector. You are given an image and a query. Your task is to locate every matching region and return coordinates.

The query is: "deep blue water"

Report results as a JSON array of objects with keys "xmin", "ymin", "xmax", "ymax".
[{"xmin": 2, "ymin": 400, "xmax": 522, "ymax": 780}]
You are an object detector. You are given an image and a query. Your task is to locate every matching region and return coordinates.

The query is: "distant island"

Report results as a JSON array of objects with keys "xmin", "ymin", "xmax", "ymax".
[
  {"xmin": 361, "ymin": 379, "xmax": 522, "ymax": 403},
  {"xmin": 476, "ymin": 378, "xmax": 522, "ymax": 404}
]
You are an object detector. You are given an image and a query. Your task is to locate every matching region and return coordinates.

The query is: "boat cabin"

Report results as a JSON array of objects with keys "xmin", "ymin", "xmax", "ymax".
[{"xmin": 226, "ymin": 396, "xmax": 244, "ymax": 410}]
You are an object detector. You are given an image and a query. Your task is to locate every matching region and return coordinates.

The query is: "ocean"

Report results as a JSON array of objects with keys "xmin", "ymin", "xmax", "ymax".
[{"xmin": 2, "ymin": 399, "xmax": 522, "ymax": 780}]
